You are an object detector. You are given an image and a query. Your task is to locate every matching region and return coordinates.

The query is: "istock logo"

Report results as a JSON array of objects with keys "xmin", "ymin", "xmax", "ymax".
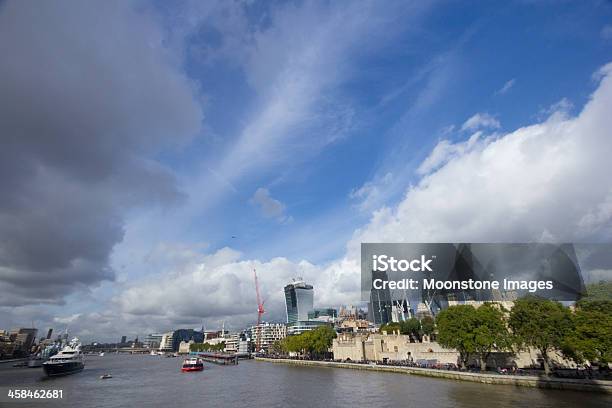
[{"xmin": 372, "ymin": 254, "xmax": 434, "ymax": 272}]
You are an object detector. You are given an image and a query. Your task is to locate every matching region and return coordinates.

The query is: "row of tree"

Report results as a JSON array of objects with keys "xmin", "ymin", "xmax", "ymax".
[
  {"xmin": 189, "ymin": 341, "xmax": 226, "ymax": 352},
  {"xmin": 271, "ymin": 326, "xmax": 337, "ymax": 359},
  {"xmin": 379, "ymin": 316, "xmax": 435, "ymax": 342},
  {"xmin": 435, "ymin": 282, "xmax": 611, "ymax": 375}
]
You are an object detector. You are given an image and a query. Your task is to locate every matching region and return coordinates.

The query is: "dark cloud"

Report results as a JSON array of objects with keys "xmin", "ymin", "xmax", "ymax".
[{"xmin": 0, "ymin": 1, "xmax": 202, "ymax": 306}]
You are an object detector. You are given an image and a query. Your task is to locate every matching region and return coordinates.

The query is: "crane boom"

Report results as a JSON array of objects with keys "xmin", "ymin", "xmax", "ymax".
[{"xmin": 253, "ymin": 269, "xmax": 265, "ymax": 353}]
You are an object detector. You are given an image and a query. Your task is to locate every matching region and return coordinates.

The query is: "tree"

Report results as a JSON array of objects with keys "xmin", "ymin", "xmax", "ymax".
[
  {"xmin": 472, "ymin": 303, "xmax": 512, "ymax": 371},
  {"xmin": 280, "ymin": 326, "xmax": 337, "ymax": 359},
  {"xmin": 309, "ymin": 326, "xmax": 337, "ymax": 357},
  {"xmin": 399, "ymin": 318, "xmax": 421, "ymax": 341},
  {"xmin": 566, "ymin": 306, "xmax": 612, "ymax": 366},
  {"xmin": 269, "ymin": 340, "xmax": 284, "ymax": 356},
  {"xmin": 420, "ymin": 316, "xmax": 435, "ymax": 340},
  {"xmin": 577, "ymin": 281, "xmax": 612, "ymax": 304},
  {"xmin": 509, "ymin": 296, "xmax": 572, "ymax": 376},
  {"xmin": 379, "ymin": 322, "xmax": 401, "ymax": 334},
  {"xmin": 564, "ymin": 299, "xmax": 612, "ymax": 368},
  {"xmin": 437, "ymin": 304, "xmax": 511, "ymax": 371},
  {"xmin": 436, "ymin": 305, "xmax": 478, "ymax": 369},
  {"xmin": 189, "ymin": 341, "xmax": 225, "ymax": 352}
]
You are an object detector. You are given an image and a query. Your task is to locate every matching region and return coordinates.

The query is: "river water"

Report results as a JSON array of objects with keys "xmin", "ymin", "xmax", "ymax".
[{"xmin": 0, "ymin": 354, "xmax": 610, "ymax": 407}]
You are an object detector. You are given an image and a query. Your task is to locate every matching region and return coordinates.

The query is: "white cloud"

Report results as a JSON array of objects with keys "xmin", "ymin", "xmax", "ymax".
[
  {"xmin": 350, "ymin": 172, "xmax": 394, "ymax": 212},
  {"xmin": 250, "ymin": 188, "xmax": 292, "ymax": 223},
  {"xmin": 417, "ymin": 132, "xmax": 484, "ymax": 175},
  {"xmin": 115, "ymin": 247, "xmax": 318, "ymax": 328},
  {"xmin": 54, "ymin": 314, "xmax": 82, "ymax": 325},
  {"xmin": 352, "ymin": 62, "xmax": 612, "ymax": 247},
  {"xmin": 539, "ymin": 97, "xmax": 574, "ymax": 120},
  {"xmin": 495, "ymin": 78, "xmax": 516, "ymax": 95},
  {"xmin": 461, "ymin": 112, "xmax": 501, "ymax": 132}
]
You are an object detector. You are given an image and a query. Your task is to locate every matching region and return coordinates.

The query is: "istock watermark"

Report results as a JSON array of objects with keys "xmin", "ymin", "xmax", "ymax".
[{"xmin": 360, "ymin": 243, "xmax": 607, "ymax": 308}]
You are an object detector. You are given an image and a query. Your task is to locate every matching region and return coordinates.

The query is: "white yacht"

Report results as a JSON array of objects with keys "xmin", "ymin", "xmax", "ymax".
[{"xmin": 42, "ymin": 338, "xmax": 84, "ymax": 376}]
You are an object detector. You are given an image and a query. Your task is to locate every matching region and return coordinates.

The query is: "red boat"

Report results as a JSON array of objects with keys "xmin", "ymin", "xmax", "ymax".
[{"xmin": 181, "ymin": 357, "xmax": 204, "ymax": 372}]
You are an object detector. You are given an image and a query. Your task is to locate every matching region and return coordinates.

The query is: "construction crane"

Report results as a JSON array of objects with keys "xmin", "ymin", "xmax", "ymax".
[{"xmin": 253, "ymin": 268, "xmax": 265, "ymax": 353}]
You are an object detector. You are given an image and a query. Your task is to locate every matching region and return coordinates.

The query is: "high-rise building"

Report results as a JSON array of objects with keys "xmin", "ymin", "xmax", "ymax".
[
  {"xmin": 120, "ymin": 335, "xmax": 127, "ymax": 344},
  {"xmin": 368, "ymin": 269, "xmax": 392, "ymax": 325},
  {"xmin": 284, "ymin": 279, "xmax": 314, "ymax": 325}
]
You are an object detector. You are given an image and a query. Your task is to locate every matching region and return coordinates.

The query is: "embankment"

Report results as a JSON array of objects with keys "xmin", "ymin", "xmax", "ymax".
[{"xmin": 255, "ymin": 357, "xmax": 612, "ymax": 394}]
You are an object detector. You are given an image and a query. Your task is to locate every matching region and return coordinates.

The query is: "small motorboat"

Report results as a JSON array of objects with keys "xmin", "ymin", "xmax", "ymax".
[
  {"xmin": 181, "ymin": 357, "xmax": 204, "ymax": 372},
  {"xmin": 100, "ymin": 374, "xmax": 112, "ymax": 379}
]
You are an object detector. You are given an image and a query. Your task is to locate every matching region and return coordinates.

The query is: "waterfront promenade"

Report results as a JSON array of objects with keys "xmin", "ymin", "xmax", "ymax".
[{"xmin": 256, "ymin": 357, "xmax": 612, "ymax": 394}]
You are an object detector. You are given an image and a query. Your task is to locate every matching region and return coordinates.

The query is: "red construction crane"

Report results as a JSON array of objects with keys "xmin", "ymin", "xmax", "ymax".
[{"xmin": 253, "ymin": 268, "xmax": 265, "ymax": 353}]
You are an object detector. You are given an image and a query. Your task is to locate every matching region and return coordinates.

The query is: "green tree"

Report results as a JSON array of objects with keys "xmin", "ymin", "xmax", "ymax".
[
  {"xmin": 436, "ymin": 305, "xmax": 478, "ymax": 368},
  {"xmin": 309, "ymin": 326, "xmax": 337, "ymax": 356},
  {"xmin": 270, "ymin": 339, "xmax": 289, "ymax": 356},
  {"xmin": 189, "ymin": 341, "xmax": 226, "ymax": 352},
  {"xmin": 577, "ymin": 281, "xmax": 612, "ymax": 304},
  {"xmin": 420, "ymin": 316, "xmax": 435, "ymax": 339},
  {"xmin": 399, "ymin": 318, "xmax": 420, "ymax": 341},
  {"xmin": 472, "ymin": 303, "xmax": 512, "ymax": 371},
  {"xmin": 280, "ymin": 326, "xmax": 337, "ymax": 359},
  {"xmin": 379, "ymin": 322, "xmax": 401, "ymax": 334},
  {"xmin": 509, "ymin": 297, "xmax": 572, "ymax": 376},
  {"xmin": 564, "ymin": 300, "xmax": 612, "ymax": 367}
]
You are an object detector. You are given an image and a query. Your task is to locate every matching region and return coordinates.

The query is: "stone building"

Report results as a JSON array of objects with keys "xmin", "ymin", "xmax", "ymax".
[
  {"xmin": 332, "ymin": 331, "xmax": 578, "ymax": 370},
  {"xmin": 332, "ymin": 331, "xmax": 459, "ymax": 364}
]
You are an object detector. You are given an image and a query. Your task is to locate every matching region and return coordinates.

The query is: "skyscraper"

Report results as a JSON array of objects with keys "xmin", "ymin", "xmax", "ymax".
[
  {"xmin": 284, "ymin": 279, "xmax": 314, "ymax": 325},
  {"xmin": 367, "ymin": 268, "xmax": 392, "ymax": 325}
]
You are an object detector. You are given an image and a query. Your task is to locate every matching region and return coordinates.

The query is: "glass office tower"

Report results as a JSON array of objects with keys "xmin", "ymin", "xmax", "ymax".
[{"xmin": 284, "ymin": 279, "xmax": 314, "ymax": 324}]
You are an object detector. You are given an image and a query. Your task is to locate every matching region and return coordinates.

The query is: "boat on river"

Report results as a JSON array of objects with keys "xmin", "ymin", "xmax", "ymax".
[
  {"xmin": 42, "ymin": 338, "xmax": 84, "ymax": 377},
  {"xmin": 181, "ymin": 357, "xmax": 204, "ymax": 372}
]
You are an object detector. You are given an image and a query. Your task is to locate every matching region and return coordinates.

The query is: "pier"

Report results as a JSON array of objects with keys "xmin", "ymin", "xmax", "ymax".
[{"xmin": 194, "ymin": 352, "xmax": 238, "ymax": 365}]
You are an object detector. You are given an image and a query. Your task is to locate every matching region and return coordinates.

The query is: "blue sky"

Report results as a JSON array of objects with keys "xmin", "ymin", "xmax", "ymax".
[
  {"xmin": 1, "ymin": 0, "xmax": 611, "ymax": 341},
  {"xmin": 154, "ymin": 0, "xmax": 611, "ymax": 262}
]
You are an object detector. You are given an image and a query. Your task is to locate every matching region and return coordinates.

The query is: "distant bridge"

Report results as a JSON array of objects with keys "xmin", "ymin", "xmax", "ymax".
[{"xmin": 82, "ymin": 347, "xmax": 152, "ymax": 354}]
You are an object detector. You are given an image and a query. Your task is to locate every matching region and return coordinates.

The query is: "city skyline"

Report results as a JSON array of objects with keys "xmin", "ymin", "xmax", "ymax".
[{"xmin": 1, "ymin": 1, "xmax": 612, "ymax": 343}]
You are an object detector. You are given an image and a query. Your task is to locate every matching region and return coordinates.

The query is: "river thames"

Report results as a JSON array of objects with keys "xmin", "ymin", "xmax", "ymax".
[{"xmin": 1, "ymin": 354, "xmax": 610, "ymax": 407}]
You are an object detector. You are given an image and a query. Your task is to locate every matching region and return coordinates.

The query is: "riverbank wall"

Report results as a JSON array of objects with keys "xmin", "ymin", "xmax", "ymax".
[
  {"xmin": 255, "ymin": 357, "xmax": 612, "ymax": 394},
  {"xmin": 0, "ymin": 358, "xmax": 27, "ymax": 365}
]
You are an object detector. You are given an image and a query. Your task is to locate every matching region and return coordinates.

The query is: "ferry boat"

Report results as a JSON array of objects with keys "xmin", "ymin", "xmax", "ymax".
[
  {"xmin": 43, "ymin": 338, "xmax": 84, "ymax": 377},
  {"xmin": 181, "ymin": 357, "xmax": 204, "ymax": 372}
]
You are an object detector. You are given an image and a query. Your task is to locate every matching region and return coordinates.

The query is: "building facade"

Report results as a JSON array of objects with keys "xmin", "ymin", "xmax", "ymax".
[
  {"xmin": 284, "ymin": 279, "xmax": 314, "ymax": 324},
  {"xmin": 143, "ymin": 333, "xmax": 163, "ymax": 349},
  {"xmin": 159, "ymin": 332, "xmax": 174, "ymax": 351},
  {"xmin": 178, "ymin": 340, "xmax": 195, "ymax": 354},
  {"xmin": 332, "ymin": 332, "xmax": 458, "ymax": 364},
  {"xmin": 251, "ymin": 323, "xmax": 287, "ymax": 353}
]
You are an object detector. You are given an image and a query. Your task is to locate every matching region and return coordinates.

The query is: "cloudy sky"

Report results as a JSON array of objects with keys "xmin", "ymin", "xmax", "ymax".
[{"xmin": 1, "ymin": 0, "xmax": 611, "ymax": 342}]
